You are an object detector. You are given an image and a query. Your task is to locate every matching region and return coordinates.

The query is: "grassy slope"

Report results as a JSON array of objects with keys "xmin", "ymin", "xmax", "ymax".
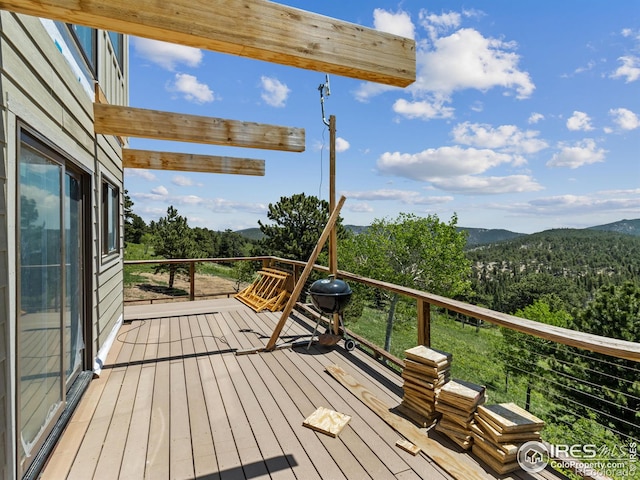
[
  {"xmin": 124, "ymin": 242, "xmax": 238, "ymax": 285},
  {"xmin": 346, "ymin": 306, "xmax": 620, "ymax": 460}
]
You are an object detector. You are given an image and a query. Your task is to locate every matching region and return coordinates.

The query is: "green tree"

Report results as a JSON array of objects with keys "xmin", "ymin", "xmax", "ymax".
[
  {"xmin": 219, "ymin": 229, "xmax": 247, "ymax": 258},
  {"xmin": 123, "ymin": 190, "xmax": 147, "ymax": 245},
  {"xmin": 340, "ymin": 213, "xmax": 471, "ymax": 351},
  {"xmin": 152, "ymin": 206, "xmax": 200, "ymax": 288},
  {"xmin": 551, "ymin": 282, "xmax": 640, "ymax": 440},
  {"xmin": 192, "ymin": 227, "xmax": 219, "ymax": 258},
  {"xmin": 497, "ymin": 300, "xmax": 571, "ymax": 410},
  {"xmin": 258, "ymin": 193, "xmax": 346, "ymax": 261},
  {"xmin": 499, "ymin": 273, "xmax": 583, "ymax": 314}
]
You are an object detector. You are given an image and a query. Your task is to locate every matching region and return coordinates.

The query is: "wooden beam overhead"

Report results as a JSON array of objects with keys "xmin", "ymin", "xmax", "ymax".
[
  {"xmin": 0, "ymin": 0, "xmax": 415, "ymax": 87},
  {"xmin": 94, "ymin": 104, "xmax": 305, "ymax": 152},
  {"xmin": 123, "ymin": 149, "xmax": 265, "ymax": 176}
]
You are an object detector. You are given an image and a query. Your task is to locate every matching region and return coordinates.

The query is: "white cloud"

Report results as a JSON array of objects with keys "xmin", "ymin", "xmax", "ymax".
[
  {"xmin": 528, "ymin": 113, "xmax": 544, "ymax": 124},
  {"xmin": 428, "ymin": 175, "xmax": 543, "ymax": 194},
  {"xmin": 133, "ymin": 192, "xmax": 267, "ymax": 217},
  {"xmin": 135, "ymin": 192, "xmax": 166, "ymax": 202},
  {"xmin": 378, "ymin": 146, "xmax": 514, "ymax": 179},
  {"xmin": 392, "ymin": 98, "xmax": 454, "ymax": 120},
  {"xmin": 492, "ymin": 189, "xmax": 640, "ymax": 224},
  {"xmin": 313, "ymin": 137, "xmax": 350, "ymax": 152},
  {"xmin": 414, "ymin": 29, "xmax": 534, "ymax": 99},
  {"xmin": 470, "ymin": 101, "xmax": 484, "ymax": 113},
  {"xmin": 375, "ymin": 145, "xmax": 543, "ymax": 194},
  {"xmin": 452, "ymin": 122, "xmax": 548, "ymax": 154},
  {"xmin": 169, "ymin": 73, "xmax": 215, "ymax": 104},
  {"xmin": 176, "ymin": 195, "xmax": 203, "ymax": 205},
  {"xmin": 151, "ymin": 185, "xmax": 169, "ymax": 196},
  {"xmin": 418, "ymin": 10, "xmax": 462, "ymax": 41},
  {"xmin": 572, "ymin": 60, "xmax": 596, "ymax": 76},
  {"xmin": 611, "ymin": 55, "xmax": 640, "ymax": 83},
  {"xmin": 132, "ymin": 37, "xmax": 203, "ymax": 71},
  {"xmin": 172, "ymin": 175, "xmax": 203, "ymax": 187},
  {"xmin": 260, "ymin": 76, "xmax": 290, "ymax": 107},
  {"xmin": 348, "ymin": 202, "xmax": 374, "ymax": 213},
  {"xmin": 566, "ymin": 111, "xmax": 594, "ymax": 131},
  {"xmin": 354, "ymin": 83, "xmax": 399, "ymax": 103},
  {"xmin": 609, "ymin": 108, "xmax": 640, "ymax": 130},
  {"xmin": 335, "ymin": 137, "xmax": 350, "ymax": 152},
  {"xmin": 342, "ymin": 189, "xmax": 453, "ymax": 205},
  {"xmin": 527, "ymin": 189, "xmax": 640, "ymax": 214},
  {"xmin": 373, "ymin": 8, "xmax": 415, "ymax": 39},
  {"xmin": 621, "ymin": 28, "xmax": 640, "ymax": 39},
  {"xmin": 358, "ymin": 11, "xmax": 534, "ymax": 108},
  {"xmin": 547, "ymin": 139, "xmax": 606, "ymax": 169},
  {"xmin": 125, "ymin": 168, "xmax": 157, "ymax": 181}
]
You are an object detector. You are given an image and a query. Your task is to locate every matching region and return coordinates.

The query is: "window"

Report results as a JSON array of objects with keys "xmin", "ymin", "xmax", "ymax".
[
  {"xmin": 102, "ymin": 179, "xmax": 119, "ymax": 255},
  {"xmin": 108, "ymin": 31, "xmax": 124, "ymax": 71},
  {"xmin": 69, "ymin": 24, "xmax": 97, "ymax": 74}
]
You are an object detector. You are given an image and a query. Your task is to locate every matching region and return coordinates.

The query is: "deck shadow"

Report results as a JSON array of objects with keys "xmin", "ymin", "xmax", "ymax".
[
  {"xmin": 103, "ymin": 348, "xmax": 237, "ymax": 369},
  {"xmin": 195, "ymin": 454, "xmax": 298, "ymax": 480}
]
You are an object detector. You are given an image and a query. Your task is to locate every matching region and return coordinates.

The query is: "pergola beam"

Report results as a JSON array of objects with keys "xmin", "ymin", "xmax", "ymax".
[
  {"xmin": 94, "ymin": 104, "xmax": 305, "ymax": 152},
  {"xmin": 0, "ymin": 0, "xmax": 415, "ymax": 87},
  {"xmin": 123, "ymin": 149, "xmax": 265, "ymax": 176}
]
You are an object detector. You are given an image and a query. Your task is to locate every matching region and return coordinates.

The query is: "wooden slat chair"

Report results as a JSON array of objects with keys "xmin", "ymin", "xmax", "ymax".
[{"xmin": 235, "ymin": 268, "xmax": 291, "ymax": 312}]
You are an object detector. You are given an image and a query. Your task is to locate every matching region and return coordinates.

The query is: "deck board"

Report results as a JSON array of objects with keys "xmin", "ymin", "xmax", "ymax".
[
  {"xmin": 42, "ymin": 298, "xmax": 570, "ymax": 480},
  {"xmin": 93, "ymin": 363, "xmax": 141, "ymax": 480},
  {"xmin": 66, "ymin": 368, "xmax": 125, "ymax": 479},
  {"xmin": 146, "ymin": 358, "xmax": 170, "ymax": 479},
  {"xmin": 119, "ymin": 363, "xmax": 155, "ymax": 479},
  {"xmin": 40, "ymin": 322, "xmax": 132, "ymax": 479}
]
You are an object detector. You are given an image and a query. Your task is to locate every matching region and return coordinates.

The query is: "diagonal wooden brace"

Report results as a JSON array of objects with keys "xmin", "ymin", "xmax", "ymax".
[{"xmin": 265, "ymin": 195, "xmax": 346, "ymax": 350}]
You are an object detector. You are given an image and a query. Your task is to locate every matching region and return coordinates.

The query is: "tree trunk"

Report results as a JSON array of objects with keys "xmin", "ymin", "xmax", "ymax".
[
  {"xmin": 384, "ymin": 293, "xmax": 399, "ymax": 352},
  {"xmin": 525, "ymin": 383, "xmax": 532, "ymax": 411}
]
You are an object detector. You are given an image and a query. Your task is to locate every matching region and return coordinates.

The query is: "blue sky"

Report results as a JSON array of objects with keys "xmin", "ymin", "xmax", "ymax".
[{"xmin": 125, "ymin": 1, "xmax": 640, "ymax": 234}]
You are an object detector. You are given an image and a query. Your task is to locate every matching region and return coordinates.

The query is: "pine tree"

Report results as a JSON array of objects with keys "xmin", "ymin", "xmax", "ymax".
[{"xmin": 152, "ymin": 206, "xmax": 200, "ymax": 287}]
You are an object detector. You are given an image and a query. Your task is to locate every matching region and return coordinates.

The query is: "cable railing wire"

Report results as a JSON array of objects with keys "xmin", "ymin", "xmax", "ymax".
[
  {"xmin": 500, "ymin": 344, "xmax": 640, "ymax": 412},
  {"xmin": 499, "ymin": 348, "xmax": 638, "ymax": 419},
  {"xmin": 495, "ymin": 347, "xmax": 639, "ymax": 443}
]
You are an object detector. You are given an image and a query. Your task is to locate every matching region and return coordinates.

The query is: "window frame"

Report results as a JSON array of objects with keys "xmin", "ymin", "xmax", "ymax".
[
  {"xmin": 67, "ymin": 24, "xmax": 97, "ymax": 77},
  {"xmin": 108, "ymin": 31, "xmax": 124, "ymax": 71},
  {"xmin": 101, "ymin": 177, "xmax": 120, "ymax": 258}
]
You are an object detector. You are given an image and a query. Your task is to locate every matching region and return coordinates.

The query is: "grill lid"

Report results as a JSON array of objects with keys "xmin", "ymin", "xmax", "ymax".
[{"xmin": 309, "ymin": 275, "xmax": 352, "ymax": 296}]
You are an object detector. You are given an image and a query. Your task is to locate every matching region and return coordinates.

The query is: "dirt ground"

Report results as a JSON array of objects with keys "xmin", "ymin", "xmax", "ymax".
[{"xmin": 124, "ymin": 272, "xmax": 247, "ymax": 304}]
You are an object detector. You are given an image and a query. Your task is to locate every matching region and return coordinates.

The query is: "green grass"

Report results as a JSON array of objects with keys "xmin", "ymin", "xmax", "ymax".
[
  {"xmin": 197, "ymin": 262, "xmax": 236, "ymax": 279},
  {"xmin": 124, "ymin": 242, "xmax": 155, "ymax": 260},
  {"xmin": 123, "ymin": 243, "xmax": 252, "ymax": 296},
  {"xmin": 345, "ymin": 302, "xmax": 637, "ymax": 480},
  {"xmin": 347, "ymin": 305, "xmax": 530, "ymax": 404},
  {"xmin": 348, "ymin": 304, "xmax": 557, "ymax": 411}
]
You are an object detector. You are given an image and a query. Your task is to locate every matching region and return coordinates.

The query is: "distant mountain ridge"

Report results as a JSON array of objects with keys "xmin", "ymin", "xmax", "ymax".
[
  {"xmin": 587, "ymin": 218, "xmax": 640, "ymax": 236},
  {"xmin": 235, "ymin": 218, "xmax": 640, "ymax": 247}
]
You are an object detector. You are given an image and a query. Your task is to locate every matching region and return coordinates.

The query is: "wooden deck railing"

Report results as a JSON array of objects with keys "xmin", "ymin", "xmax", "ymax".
[{"xmin": 124, "ymin": 255, "xmax": 640, "ymax": 363}]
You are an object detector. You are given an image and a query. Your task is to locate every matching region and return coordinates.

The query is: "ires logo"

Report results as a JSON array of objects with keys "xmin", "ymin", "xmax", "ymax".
[{"xmin": 517, "ymin": 442, "xmax": 598, "ymax": 473}]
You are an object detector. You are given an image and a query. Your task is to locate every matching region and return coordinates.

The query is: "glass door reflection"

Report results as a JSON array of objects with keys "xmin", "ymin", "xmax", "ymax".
[
  {"xmin": 18, "ymin": 144, "xmax": 64, "ymax": 465},
  {"xmin": 17, "ymin": 129, "xmax": 87, "ymax": 475}
]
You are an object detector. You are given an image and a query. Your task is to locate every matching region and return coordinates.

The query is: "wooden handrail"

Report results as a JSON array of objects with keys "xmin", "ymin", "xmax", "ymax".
[{"xmin": 124, "ymin": 255, "xmax": 640, "ymax": 362}]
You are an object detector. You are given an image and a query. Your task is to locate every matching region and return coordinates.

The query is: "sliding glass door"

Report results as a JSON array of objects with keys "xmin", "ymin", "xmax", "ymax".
[
  {"xmin": 64, "ymin": 171, "xmax": 85, "ymax": 388},
  {"xmin": 17, "ymin": 128, "xmax": 87, "ymax": 474}
]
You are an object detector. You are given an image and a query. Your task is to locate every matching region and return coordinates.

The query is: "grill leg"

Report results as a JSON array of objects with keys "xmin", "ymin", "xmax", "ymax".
[{"xmin": 307, "ymin": 314, "xmax": 324, "ymax": 349}]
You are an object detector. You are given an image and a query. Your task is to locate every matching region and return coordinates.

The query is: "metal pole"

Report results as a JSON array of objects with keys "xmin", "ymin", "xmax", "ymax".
[{"xmin": 329, "ymin": 115, "xmax": 340, "ymax": 334}]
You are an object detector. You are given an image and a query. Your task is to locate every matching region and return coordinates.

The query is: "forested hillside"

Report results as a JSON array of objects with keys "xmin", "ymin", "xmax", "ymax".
[
  {"xmin": 587, "ymin": 218, "xmax": 640, "ymax": 236},
  {"xmin": 464, "ymin": 229, "xmax": 640, "ymax": 313}
]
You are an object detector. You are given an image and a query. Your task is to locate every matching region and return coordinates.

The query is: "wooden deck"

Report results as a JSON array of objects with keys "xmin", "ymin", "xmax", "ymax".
[{"xmin": 41, "ymin": 298, "xmax": 567, "ymax": 480}]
